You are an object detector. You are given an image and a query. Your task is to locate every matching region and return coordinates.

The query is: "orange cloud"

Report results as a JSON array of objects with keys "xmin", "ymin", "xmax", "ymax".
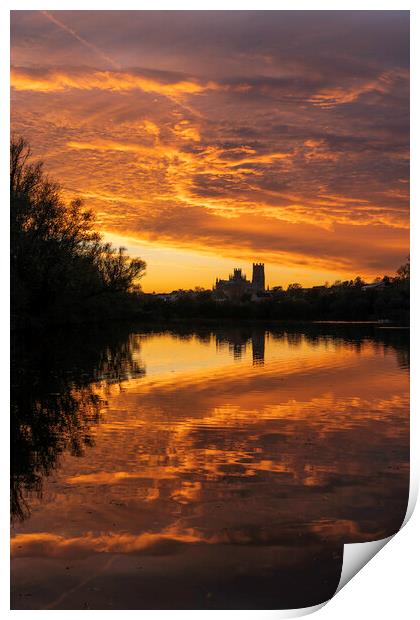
[
  {"xmin": 173, "ymin": 120, "xmax": 201, "ymax": 142},
  {"xmin": 309, "ymin": 69, "xmax": 409, "ymax": 108},
  {"xmin": 11, "ymin": 66, "xmax": 222, "ymax": 97},
  {"xmin": 66, "ymin": 138, "xmax": 187, "ymax": 161}
]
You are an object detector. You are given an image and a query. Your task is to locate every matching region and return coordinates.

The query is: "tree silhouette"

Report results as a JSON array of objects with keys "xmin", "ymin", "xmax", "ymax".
[
  {"xmin": 11, "ymin": 136, "xmax": 146, "ymax": 326},
  {"xmin": 11, "ymin": 325, "xmax": 145, "ymax": 521},
  {"xmin": 397, "ymin": 257, "xmax": 410, "ymax": 280}
]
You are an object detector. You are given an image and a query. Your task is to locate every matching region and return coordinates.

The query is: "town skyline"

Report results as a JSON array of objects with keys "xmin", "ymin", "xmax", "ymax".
[
  {"xmin": 11, "ymin": 11, "xmax": 409, "ymax": 292},
  {"xmin": 104, "ymin": 237, "xmax": 409, "ymax": 293},
  {"xmin": 145, "ymin": 258, "xmax": 406, "ymax": 296}
]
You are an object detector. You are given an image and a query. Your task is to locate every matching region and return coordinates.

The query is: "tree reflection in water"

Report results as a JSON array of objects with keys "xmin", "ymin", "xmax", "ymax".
[{"xmin": 11, "ymin": 325, "xmax": 145, "ymax": 521}]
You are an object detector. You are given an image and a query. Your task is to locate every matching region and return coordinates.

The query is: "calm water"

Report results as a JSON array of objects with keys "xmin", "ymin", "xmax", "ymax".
[{"xmin": 11, "ymin": 324, "xmax": 409, "ymax": 609}]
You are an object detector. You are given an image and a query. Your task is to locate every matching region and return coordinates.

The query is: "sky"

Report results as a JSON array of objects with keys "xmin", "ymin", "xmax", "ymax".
[{"xmin": 10, "ymin": 10, "xmax": 409, "ymax": 292}]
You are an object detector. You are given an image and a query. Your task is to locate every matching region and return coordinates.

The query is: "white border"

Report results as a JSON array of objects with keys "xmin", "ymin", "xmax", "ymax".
[{"xmin": 2, "ymin": 3, "xmax": 417, "ymax": 618}]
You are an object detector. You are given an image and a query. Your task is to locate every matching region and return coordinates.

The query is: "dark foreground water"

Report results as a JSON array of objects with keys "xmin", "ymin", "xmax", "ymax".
[{"xmin": 11, "ymin": 323, "xmax": 409, "ymax": 610}]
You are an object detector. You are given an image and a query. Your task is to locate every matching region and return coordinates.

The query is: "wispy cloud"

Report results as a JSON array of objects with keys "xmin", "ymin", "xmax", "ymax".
[{"xmin": 40, "ymin": 10, "xmax": 122, "ymax": 70}]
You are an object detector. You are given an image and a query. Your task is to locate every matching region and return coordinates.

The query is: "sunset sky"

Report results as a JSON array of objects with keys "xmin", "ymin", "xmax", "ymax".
[{"xmin": 11, "ymin": 10, "xmax": 409, "ymax": 292}]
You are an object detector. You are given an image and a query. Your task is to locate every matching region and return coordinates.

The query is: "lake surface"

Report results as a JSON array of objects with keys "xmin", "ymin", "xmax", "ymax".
[{"xmin": 11, "ymin": 323, "xmax": 409, "ymax": 610}]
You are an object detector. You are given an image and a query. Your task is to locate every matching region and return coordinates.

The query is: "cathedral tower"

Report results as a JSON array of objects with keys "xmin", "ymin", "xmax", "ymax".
[{"xmin": 252, "ymin": 263, "xmax": 265, "ymax": 292}]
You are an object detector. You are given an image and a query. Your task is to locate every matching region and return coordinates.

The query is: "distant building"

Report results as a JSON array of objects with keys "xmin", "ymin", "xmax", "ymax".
[
  {"xmin": 362, "ymin": 282, "xmax": 385, "ymax": 291},
  {"xmin": 214, "ymin": 263, "xmax": 265, "ymax": 300},
  {"xmin": 252, "ymin": 263, "xmax": 265, "ymax": 293}
]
